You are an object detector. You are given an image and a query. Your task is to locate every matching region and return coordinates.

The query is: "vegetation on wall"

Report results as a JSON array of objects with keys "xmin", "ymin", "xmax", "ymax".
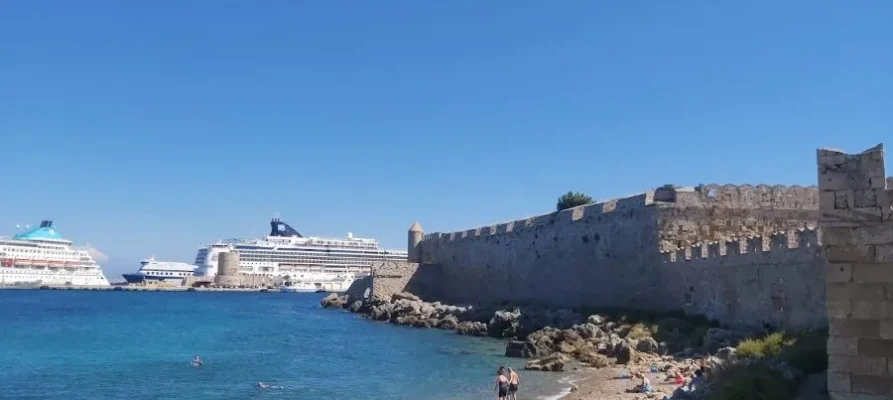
[{"xmin": 556, "ymin": 191, "xmax": 594, "ymax": 211}]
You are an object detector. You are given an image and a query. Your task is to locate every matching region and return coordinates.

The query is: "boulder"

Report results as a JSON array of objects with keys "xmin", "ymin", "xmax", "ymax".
[
  {"xmin": 505, "ymin": 340, "xmax": 536, "ymax": 358},
  {"xmin": 320, "ymin": 293, "xmax": 347, "ymax": 308},
  {"xmin": 524, "ymin": 327, "xmax": 562, "ymax": 357},
  {"xmin": 703, "ymin": 328, "xmax": 744, "ymax": 354},
  {"xmin": 715, "ymin": 346, "xmax": 737, "ymax": 362},
  {"xmin": 391, "ymin": 292, "xmax": 421, "ymax": 302},
  {"xmin": 614, "ymin": 340, "xmax": 635, "ymax": 364},
  {"xmin": 348, "ymin": 300, "xmax": 363, "ymax": 313},
  {"xmin": 587, "ymin": 314, "xmax": 606, "ymax": 325},
  {"xmin": 574, "ymin": 323, "xmax": 603, "ymax": 340},
  {"xmin": 438, "ymin": 315, "xmax": 459, "ymax": 330},
  {"xmin": 635, "ymin": 337, "xmax": 660, "ymax": 355},
  {"xmin": 576, "ymin": 350, "xmax": 611, "ymax": 368},
  {"xmin": 525, "ymin": 353, "xmax": 569, "ymax": 372},
  {"xmin": 488, "ymin": 309, "xmax": 521, "ymax": 338},
  {"xmin": 456, "ymin": 321, "xmax": 488, "ymax": 336}
]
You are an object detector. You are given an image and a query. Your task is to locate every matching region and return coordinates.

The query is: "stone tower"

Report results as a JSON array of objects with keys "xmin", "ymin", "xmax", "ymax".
[
  {"xmin": 817, "ymin": 144, "xmax": 893, "ymax": 399},
  {"xmin": 408, "ymin": 222, "xmax": 424, "ymax": 263}
]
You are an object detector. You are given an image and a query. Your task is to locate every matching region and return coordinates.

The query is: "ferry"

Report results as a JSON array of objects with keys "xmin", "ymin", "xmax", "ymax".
[
  {"xmin": 0, "ymin": 220, "xmax": 110, "ymax": 286},
  {"xmin": 122, "ymin": 257, "xmax": 197, "ymax": 285},
  {"xmin": 193, "ymin": 218, "xmax": 404, "ymax": 284}
]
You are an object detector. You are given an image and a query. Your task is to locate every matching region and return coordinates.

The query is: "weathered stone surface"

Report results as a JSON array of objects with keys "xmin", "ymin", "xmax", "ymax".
[
  {"xmin": 525, "ymin": 353, "xmax": 569, "ymax": 372},
  {"xmin": 320, "ymin": 293, "xmax": 348, "ymax": 308},
  {"xmin": 456, "ymin": 321, "xmax": 488, "ymax": 336},
  {"xmin": 635, "ymin": 337, "xmax": 660, "ymax": 355}
]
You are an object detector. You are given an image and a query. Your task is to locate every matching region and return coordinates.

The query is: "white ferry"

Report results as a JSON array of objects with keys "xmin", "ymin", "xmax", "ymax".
[
  {"xmin": 0, "ymin": 220, "xmax": 110, "ymax": 286},
  {"xmin": 122, "ymin": 257, "xmax": 197, "ymax": 285},
  {"xmin": 193, "ymin": 218, "xmax": 405, "ymax": 284}
]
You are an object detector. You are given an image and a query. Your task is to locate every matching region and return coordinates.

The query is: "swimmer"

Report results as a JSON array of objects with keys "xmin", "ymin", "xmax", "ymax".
[{"xmin": 191, "ymin": 355, "xmax": 203, "ymax": 367}]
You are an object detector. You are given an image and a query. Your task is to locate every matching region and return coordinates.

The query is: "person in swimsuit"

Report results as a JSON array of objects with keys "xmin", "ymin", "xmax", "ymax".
[
  {"xmin": 507, "ymin": 367, "xmax": 520, "ymax": 400},
  {"xmin": 191, "ymin": 355, "xmax": 203, "ymax": 367},
  {"xmin": 496, "ymin": 366, "xmax": 510, "ymax": 400}
]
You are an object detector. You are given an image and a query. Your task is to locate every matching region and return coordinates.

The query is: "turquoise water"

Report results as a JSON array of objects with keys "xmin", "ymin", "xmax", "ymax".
[{"xmin": 0, "ymin": 291, "xmax": 567, "ymax": 399}]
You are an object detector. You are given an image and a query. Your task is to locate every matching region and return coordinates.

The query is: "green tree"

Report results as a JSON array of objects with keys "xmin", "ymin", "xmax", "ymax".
[{"xmin": 556, "ymin": 191, "xmax": 594, "ymax": 211}]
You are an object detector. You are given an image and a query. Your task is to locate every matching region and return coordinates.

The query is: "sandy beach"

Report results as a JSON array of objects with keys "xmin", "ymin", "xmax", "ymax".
[{"xmin": 551, "ymin": 366, "xmax": 681, "ymax": 400}]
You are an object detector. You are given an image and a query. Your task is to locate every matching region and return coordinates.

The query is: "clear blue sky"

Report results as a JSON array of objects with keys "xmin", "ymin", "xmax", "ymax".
[{"xmin": 2, "ymin": 1, "xmax": 891, "ymax": 278}]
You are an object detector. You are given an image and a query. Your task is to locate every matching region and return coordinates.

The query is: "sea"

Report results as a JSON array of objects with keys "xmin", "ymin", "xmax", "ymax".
[{"xmin": 0, "ymin": 290, "xmax": 572, "ymax": 400}]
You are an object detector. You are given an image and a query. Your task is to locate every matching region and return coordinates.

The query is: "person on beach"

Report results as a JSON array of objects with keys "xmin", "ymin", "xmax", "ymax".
[
  {"xmin": 496, "ymin": 366, "xmax": 510, "ymax": 400},
  {"xmin": 507, "ymin": 367, "xmax": 520, "ymax": 400}
]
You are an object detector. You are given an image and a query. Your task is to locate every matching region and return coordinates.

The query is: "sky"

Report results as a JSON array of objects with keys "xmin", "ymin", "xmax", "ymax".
[{"xmin": 1, "ymin": 1, "xmax": 891, "ymax": 279}]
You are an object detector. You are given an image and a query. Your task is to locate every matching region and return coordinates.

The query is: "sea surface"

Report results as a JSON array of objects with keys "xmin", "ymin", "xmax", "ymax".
[{"xmin": 0, "ymin": 290, "xmax": 570, "ymax": 399}]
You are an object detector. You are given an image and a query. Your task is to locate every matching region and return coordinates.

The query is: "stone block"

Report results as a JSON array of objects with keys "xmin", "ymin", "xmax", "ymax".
[
  {"xmin": 854, "ymin": 190, "xmax": 880, "ymax": 208},
  {"xmin": 829, "ymin": 264, "xmax": 854, "ymax": 283},
  {"xmin": 821, "ymin": 190, "xmax": 839, "ymax": 210},
  {"xmin": 852, "ymin": 375, "xmax": 893, "ymax": 395},
  {"xmin": 825, "ymin": 227, "xmax": 856, "ymax": 245},
  {"xmin": 836, "ymin": 190, "xmax": 855, "ymax": 209},
  {"xmin": 831, "ymin": 393, "xmax": 893, "ymax": 400},
  {"xmin": 829, "ymin": 372, "xmax": 853, "ymax": 393},
  {"xmin": 829, "ymin": 336, "xmax": 859, "ymax": 356},
  {"xmin": 881, "ymin": 321, "xmax": 893, "ymax": 340},
  {"xmin": 830, "ymin": 355, "xmax": 888, "ymax": 376},
  {"xmin": 822, "ymin": 209, "xmax": 886, "ymax": 226},
  {"xmin": 878, "ymin": 245, "xmax": 893, "ymax": 263},
  {"xmin": 830, "ymin": 319, "xmax": 880, "ymax": 338},
  {"xmin": 827, "ymin": 245, "xmax": 878, "ymax": 263},
  {"xmin": 829, "ymin": 301, "xmax": 853, "ymax": 319},
  {"xmin": 854, "ymin": 264, "xmax": 893, "ymax": 284},
  {"xmin": 855, "ymin": 226, "xmax": 893, "ymax": 245},
  {"xmin": 828, "ymin": 283, "xmax": 887, "ymax": 302},
  {"xmin": 859, "ymin": 339, "xmax": 893, "ymax": 357},
  {"xmin": 852, "ymin": 302, "xmax": 891, "ymax": 319}
]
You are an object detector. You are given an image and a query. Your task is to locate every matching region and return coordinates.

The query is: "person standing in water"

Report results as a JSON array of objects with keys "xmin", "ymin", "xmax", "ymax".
[
  {"xmin": 507, "ymin": 367, "xmax": 520, "ymax": 400},
  {"xmin": 496, "ymin": 366, "xmax": 510, "ymax": 400}
]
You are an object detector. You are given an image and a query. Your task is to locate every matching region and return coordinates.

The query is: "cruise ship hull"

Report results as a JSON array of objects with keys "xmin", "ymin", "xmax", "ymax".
[
  {"xmin": 0, "ymin": 266, "xmax": 110, "ymax": 286},
  {"xmin": 121, "ymin": 273, "xmax": 186, "ymax": 284}
]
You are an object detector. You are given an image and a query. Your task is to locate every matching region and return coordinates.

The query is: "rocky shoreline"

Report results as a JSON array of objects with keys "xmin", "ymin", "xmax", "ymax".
[{"xmin": 321, "ymin": 292, "xmax": 818, "ymax": 399}]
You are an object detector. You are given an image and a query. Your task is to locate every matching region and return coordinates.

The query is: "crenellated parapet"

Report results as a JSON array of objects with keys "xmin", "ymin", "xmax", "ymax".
[
  {"xmin": 671, "ymin": 183, "xmax": 819, "ymax": 209},
  {"xmin": 422, "ymin": 192, "xmax": 657, "ymax": 243},
  {"xmin": 660, "ymin": 227, "xmax": 820, "ymax": 264}
]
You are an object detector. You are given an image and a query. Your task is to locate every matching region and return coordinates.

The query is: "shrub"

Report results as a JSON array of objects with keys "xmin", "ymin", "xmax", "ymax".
[
  {"xmin": 778, "ymin": 330, "xmax": 828, "ymax": 375},
  {"xmin": 706, "ymin": 362, "xmax": 794, "ymax": 400},
  {"xmin": 737, "ymin": 332, "xmax": 789, "ymax": 358},
  {"xmin": 556, "ymin": 191, "xmax": 594, "ymax": 211}
]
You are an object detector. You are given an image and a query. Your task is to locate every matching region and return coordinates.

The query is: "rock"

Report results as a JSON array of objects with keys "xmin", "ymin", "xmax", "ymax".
[
  {"xmin": 506, "ymin": 340, "xmax": 536, "ymax": 358},
  {"xmin": 658, "ymin": 342, "xmax": 669, "ymax": 356},
  {"xmin": 412, "ymin": 318, "xmax": 432, "ymax": 328},
  {"xmin": 574, "ymin": 323, "xmax": 604, "ymax": 340},
  {"xmin": 703, "ymin": 328, "xmax": 744, "ymax": 354},
  {"xmin": 438, "ymin": 315, "xmax": 459, "ymax": 330},
  {"xmin": 596, "ymin": 342, "xmax": 610, "ymax": 355},
  {"xmin": 614, "ymin": 340, "xmax": 634, "ymax": 364},
  {"xmin": 524, "ymin": 327, "xmax": 562, "ymax": 357},
  {"xmin": 525, "ymin": 353, "xmax": 570, "ymax": 372},
  {"xmin": 488, "ymin": 309, "xmax": 521, "ymax": 338},
  {"xmin": 558, "ymin": 340, "xmax": 579, "ymax": 354},
  {"xmin": 348, "ymin": 300, "xmax": 363, "ymax": 313},
  {"xmin": 576, "ymin": 350, "xmax": 611, "ymax": 368},
  {"xmin": 320, "ymin": 293, "xmax": 347, "ymax": 308},
  {"xmin": 635, "ymin": 337, "xmax": 660, "ymax": 355},
  {"xmin": 391, "ymin": 292, "xmax": 421, "ymax": 302},
  {"xmin": 587, "ymin": 314, "xmax": 606, "ymax": 325},
  {"xmin": 456, "ymin": 321, "xmax": 488, "ymax": 336},
  {"xmin": 715, "ymin": 346, "xmax": 737, "ymax": 362}
]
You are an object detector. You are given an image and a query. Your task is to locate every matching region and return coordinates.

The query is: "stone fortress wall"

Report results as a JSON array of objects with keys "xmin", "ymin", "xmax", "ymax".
[
  {"xmin": 816, "ymin": 145, "xmax": 893, "ymax": 399},
  {"xmin": 414, "ymin": 182, "xmax": 826, "ymax": 330}
]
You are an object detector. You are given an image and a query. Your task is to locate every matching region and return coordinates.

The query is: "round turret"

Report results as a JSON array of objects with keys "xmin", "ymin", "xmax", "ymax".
[
  {"xmin": 408, "ymin": 222, "xmax": 424, "ymax": 262},
  {"xmin": 217, "ymin": 251, "xmax": 240, "ymax": 276}
]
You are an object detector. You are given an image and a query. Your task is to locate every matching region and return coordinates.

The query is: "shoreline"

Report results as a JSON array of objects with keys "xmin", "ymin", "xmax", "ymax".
[{"xmin": 0, "ymin": 284, "xmax": 281, "ymax": 292}]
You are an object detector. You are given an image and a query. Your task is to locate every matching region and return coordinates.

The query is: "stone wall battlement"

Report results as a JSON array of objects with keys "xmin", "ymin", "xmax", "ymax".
[
  {"xmin": 669, "ymin": 183, "xmax": 819, "ymax": 209},
  {"xmin": 661, "ymin": 227, "xmax": 820, "ymax": 263},
  {"xmin": 422, "ymin": 192, "xmax": 655, "ymax": 243}
]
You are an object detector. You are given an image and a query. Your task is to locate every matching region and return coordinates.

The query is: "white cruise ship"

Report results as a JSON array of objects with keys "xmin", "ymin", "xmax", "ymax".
[
  {"xmin": 0, "ymin": 220, "xmax": 110, "ymax": 286},
  {"xmin": 193, "ymin": 218, "xmax": 406, "ymax": 283},
  {"xmin": 122, "ymin": 257, "xmax": 197, "ymax": 285}
]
